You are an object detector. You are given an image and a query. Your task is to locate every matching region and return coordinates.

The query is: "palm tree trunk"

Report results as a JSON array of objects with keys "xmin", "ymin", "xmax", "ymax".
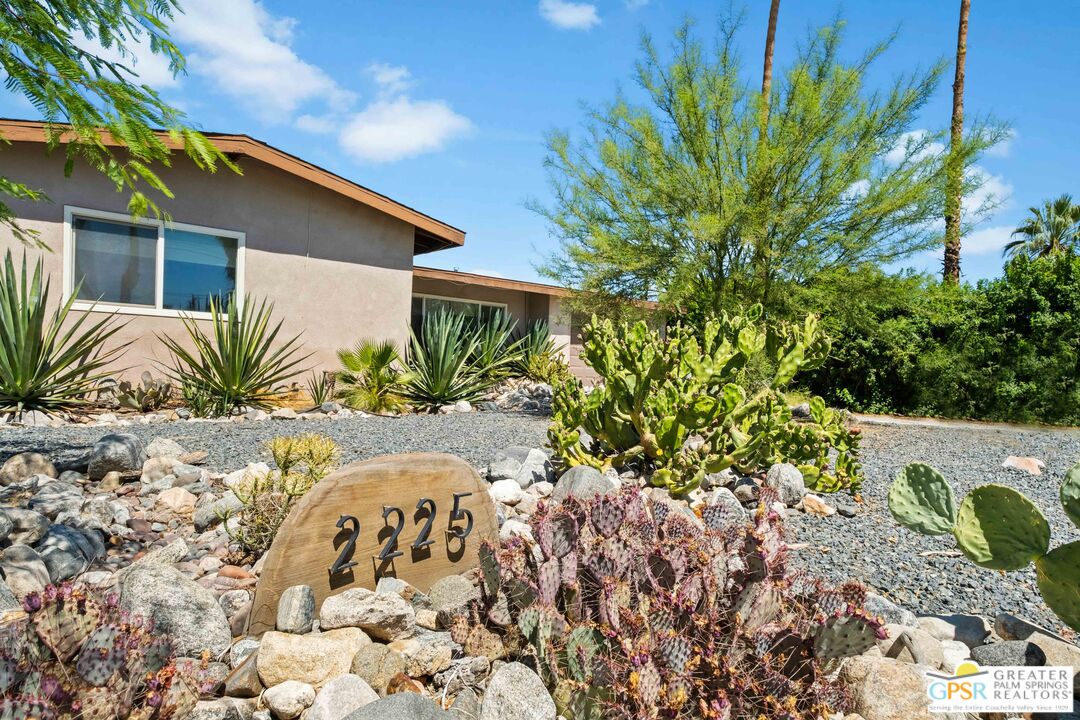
[
  {"xmin": 943, "ymin": 0, "xmax": 970, "ymax": 284},
  {"xmin": 751, "ymin": 0, "xmax": 781, "ymax": 304}
]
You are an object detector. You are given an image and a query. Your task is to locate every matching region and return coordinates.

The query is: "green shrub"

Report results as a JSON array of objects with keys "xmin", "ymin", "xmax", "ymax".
[
  {"xmin": 336, "ymin": 339, "xmax": 412, "ymax": 413},
  {"xmin": 514, "ymin": 320, "xmax": 563, "ymax": 373},
  {"xmin": 404, "ymin": 309, "xmax": 492, "ymax": 411},
  {"xmin": 0, "ymin": 251, "xmax": 126, "ymax": 414},
  {"xmin": 226, "ymin": 434, "xmax": 339, "ymax": 554},
  {"xmin": 549, "ymin": 307, "xmax": 862, "ymax": 495},
  {"xmin": 522, "ymin": 351, "xmax": 572, "ymax": 385},
  {"xmin": 161, "ymin": 294, "xmax": 310, "ymax": 415}
]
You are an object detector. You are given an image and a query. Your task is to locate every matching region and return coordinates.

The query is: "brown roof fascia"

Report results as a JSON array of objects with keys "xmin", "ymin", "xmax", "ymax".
[
  {"xmin": 0, "ymin": 119, "xmax": 465, "ymax": 252},
  {"xmin": 412, "ymin": 266, "xmax": 660, "ymax": 310}
]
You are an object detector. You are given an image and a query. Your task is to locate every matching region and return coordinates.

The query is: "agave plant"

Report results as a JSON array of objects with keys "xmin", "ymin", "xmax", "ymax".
[
  {"xmin": 513, "ymin": 319, "xmax": 565, "ymax": 378},
  {"xmin": 0, "ymin": 252, "xmax": 126, "ymax": 414},
  {"xmin": 335, "ymin": 339, "xmax": 413, "ymax": 413},
  {"xmin": 468, "ymin": 310, "xmax": 523, "ymax": 379},
  {"xmin": 404, "ymin": 309, "xmax": 492, "ymax": 411},
  {"xmin": 160, "ymin": 295, "xmax": 310, "ymax": 415}
]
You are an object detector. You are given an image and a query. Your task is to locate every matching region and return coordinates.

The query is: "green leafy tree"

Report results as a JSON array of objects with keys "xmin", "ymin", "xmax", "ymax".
[
  {"xmin": 1003, "ymin": 194, "xmax": 1080, "ymax": 260},
  {"xmin": 0, "ymin": 0, "xmax": 237, "ymax": 247},
  {"xmin": 535, "ymin": 16, "xmax": 1008, "ymax": 317}
]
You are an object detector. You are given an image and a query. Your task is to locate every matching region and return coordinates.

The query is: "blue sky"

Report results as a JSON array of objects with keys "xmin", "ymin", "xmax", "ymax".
[{"xmin": 3, "ymin": 0, "xmax": 1077, "ymax": 284}]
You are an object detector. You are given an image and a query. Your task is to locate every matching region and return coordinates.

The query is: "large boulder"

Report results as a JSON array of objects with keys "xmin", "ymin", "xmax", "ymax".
[
  {"xmin": 840, "ymin": 655, "xmax": 935, "ymax": 720},
  {"xmin": 119, "ymin": 563, "xmax": 231, "ymax": 658},
  {"xmin": 36, "ymin": 524, "xmax": 105, "ymax": 583},
  {"xmin": 765, "ymin": 463, "xmax": 806, "ymax": 506},
  {"xmin": 0, "ymin": 452, "xmax": 56, "ymax": 486},
  {"xmin": 26, "ymin": 482, "xmax": 83, "ymax": 519},
  {"xmin": 257, "ymin": 628, "xmax": 372, "ymax": 687},
  {"xmin": 479, "ymin": 661, "xmax": 555, "ymax": 720},
  {"xmin": 0, "ymin": 544, "xmax": 50, "ymax": 597},
  {"xmin": 342, "ymin": 693, "xmax": 452, "ymax": 720},
  {"xmin": 88, "ymin": 433, "xmax": 145, "ymax": 480},
  {"xmin": 551, "ymin": 466, "xmax": 614, "ymax": 503},
  {"xmin": 319, "ymin": 589, "xmax": 415, "ymax": 641},
  {"xmin": 305, "ymin": 674, "xmax": 379, "ymax": 720}
]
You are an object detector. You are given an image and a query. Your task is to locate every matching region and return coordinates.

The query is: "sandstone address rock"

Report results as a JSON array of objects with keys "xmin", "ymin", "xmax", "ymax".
[
  {"xmin": 88, "ymin": 433, "xmax": 146, "ymax": 480},
  {"xmin": 257, "ymin": 628, "xmax": 372, "ymax": 687},
  {"xmin": 479, "ymin": 661, "xmax": 556, "ymax": 720},
  {"xmin": 119, "ymin": 563, "xmax": 231, "ymax": 657},
  {"xmin": 320, "ymin": 588, "xmax": 416, "ymax": 641}
]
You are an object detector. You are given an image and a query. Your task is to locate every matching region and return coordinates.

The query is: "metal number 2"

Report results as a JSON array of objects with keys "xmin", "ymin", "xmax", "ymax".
[
  {"xmin": 447, "ymin": 492, "xmax": 474, "ymax": 541},
  {"xmin": 379, "ymin": 506, "xmax": 405, "ymax": 561},
  {"xmin": 412, "ymin": 498, "xmax": 436, "ymax": 550},
  {"xmin": 329, "ymin": 514, "xmax": 360, "ymax": 574}
]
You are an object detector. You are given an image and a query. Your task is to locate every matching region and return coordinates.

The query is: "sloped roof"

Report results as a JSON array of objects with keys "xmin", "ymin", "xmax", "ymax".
[{"xmin": 0, "ymin": 118, "xmax": 465, "ymax": 254}]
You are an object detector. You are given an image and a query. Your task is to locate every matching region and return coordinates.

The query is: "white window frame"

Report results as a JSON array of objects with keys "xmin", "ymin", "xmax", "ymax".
[
  {"xmin": 412, "ymin": 293, "xmax": 509, "ymax": 323},
  {"xmin": 63, "ymin": 206, "xmax": 246, "ymax": 319}
]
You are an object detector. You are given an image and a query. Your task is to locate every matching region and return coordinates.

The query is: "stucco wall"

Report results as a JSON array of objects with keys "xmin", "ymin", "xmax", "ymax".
[{"xmin": 0, "ymin": 142, "xmax": 416, "ymax": 382}]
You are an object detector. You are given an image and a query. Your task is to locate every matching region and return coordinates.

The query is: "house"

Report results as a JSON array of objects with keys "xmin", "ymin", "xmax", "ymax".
[{"xmin": 0, "ymin": 119, "xmax": 596, "ymax": 383}]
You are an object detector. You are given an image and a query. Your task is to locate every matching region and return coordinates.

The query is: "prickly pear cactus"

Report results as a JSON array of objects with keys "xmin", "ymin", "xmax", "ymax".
[
  {"xmin": 890, "ymin": 461, "xmax": 1080, "ymax": 632},
  {"xmin": 547, "ymin": 308, "xmax": 862, "ymax": 496},
  {"xmin": 472, "ymin": 486, "xmax": 882, "ymax": 719}
]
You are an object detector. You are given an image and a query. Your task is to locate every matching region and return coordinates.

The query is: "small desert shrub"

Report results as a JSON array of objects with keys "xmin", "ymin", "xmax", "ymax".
[
  {"xmin": 336, "ymin": 340, "xmax": 412, "ymax": 413},
  {"xmin": 226, "ymin": 434, "xmax": 339, "ymax": 553},
  {"xmin": 305, "ymin": 370, "xmax": 334, "ymax": 406},
  {"xmin": 522, "ymin": 352, "xmax": 572, "ymax": 385}
]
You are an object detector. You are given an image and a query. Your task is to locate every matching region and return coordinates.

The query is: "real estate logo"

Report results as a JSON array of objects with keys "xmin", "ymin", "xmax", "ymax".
[{"xmin": 926, "ymin": 661, "xmax": 1074, "ymax": 713}]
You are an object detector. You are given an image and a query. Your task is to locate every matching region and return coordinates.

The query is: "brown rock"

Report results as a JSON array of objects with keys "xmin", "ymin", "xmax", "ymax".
[
  {"xmin": 223, "ymin": 652, "xmax": 263, "ymax": 698},
  {"xmin": 385, "ymin": 672, "xmax": 425, "ymax": 696},
  {"xmin": 0, "ymin": 452, "xmax": 57, "ymax": 486},
  {"xmin": 219, "ymin": 565, "xmax": 253, "ymax": 580},
  {"xmin": 840, "ymin": 655, "xmax": 935, "ymax": 720},
  {"xmin": 179, "ymin": 450, "xmax": 209, "ymax": 465},
  {"xmin": 351, "ymin": 644, "xmax": 406, "ymax": 696},
  {"xmin": 98, "ymin": 471, "xmax": 123, "ymax": 492}
]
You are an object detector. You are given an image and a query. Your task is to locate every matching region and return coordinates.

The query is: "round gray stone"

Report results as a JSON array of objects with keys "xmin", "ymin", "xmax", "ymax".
[
  {"xmin": 551, "ymin": 465, "xmax": 614, "ymax": 503},
  {"xmin": 88, "ymin": 433, "xmax": 146, "ymax": 480},
  {"xmin": 971, "ymin": 641, "xmax": 1047, "ymax": 667},
  {"xmin": 343, "ymin": 693, "xmax": 452, "ymax": 720}
]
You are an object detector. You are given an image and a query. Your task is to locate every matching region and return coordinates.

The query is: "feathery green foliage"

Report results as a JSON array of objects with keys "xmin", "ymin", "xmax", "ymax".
[
  {"xmin": 336, "ymin": 339, "xmax": 413, "ymax": 413},
  {"xmin": 404, "ymin": 309, "xmax": 492, "ymax": 411},
  {"xmin": 1003, "ymin": 194, "xmax": 1080, "ymax": 260},
  {"xmin": 0, "ymin": 251, "xmax": 126, "ymax": 414},
  {"xmin": 0, "ymin": 0, "xmax": 239, "ymax": 247},
  {"xmin": 536, "ymin": 16, "xmax": 1008, "ymax": 317},
  {"xmin": 160, "ymin": 295, "xmax": 310, "ymax": 415}
]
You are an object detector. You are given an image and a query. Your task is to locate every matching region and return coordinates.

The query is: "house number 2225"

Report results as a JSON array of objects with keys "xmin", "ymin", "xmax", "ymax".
[{"xmin": 328, "ymin": 492, "xmax": 474, "ymax": 575}]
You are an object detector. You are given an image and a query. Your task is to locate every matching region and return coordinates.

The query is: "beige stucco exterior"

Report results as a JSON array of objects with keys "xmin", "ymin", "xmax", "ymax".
[{"xmin": 0, "ymin": 141, "xmax": 417, "ymax": 381}]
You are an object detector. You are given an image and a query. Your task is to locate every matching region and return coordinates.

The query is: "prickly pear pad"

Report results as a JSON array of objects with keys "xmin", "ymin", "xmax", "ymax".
[
  {"xmin": 953, "ymin": 485, "xmax": 1050, "ymax": 570},
  {"xmin": 888, "ymin": 463, "xmax": 957, "ymax": 535},
  {"xmin": 1035, "ymin": 541, "xmax": 1080, "ymax": 632},
  {"xmin": 1060, "ymin": 462, "xmax": 1080, "ymax": 530}
]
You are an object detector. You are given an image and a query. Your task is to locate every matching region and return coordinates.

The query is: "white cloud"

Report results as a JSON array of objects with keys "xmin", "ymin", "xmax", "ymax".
[
  {"xmin": 884, "ymin": 129, "xmax": 945, "ymax": 165},
  {"xmin": 294, "ymin": 114, "xmax": 337, "ymax": 134},
  {"xmin": 961, "ymin": 224, "xmax": 1015, "ymax": 256},
  {"xmin": 168, "ymin": 0, "xmax": 353, "ymax": 121},
  {"xmin": 539, "ymin": 0, "xmax": 601, "ymax": 30},
  {"xmin": 963, "ymin": 167, "xmax": 1013, "ymax": 219},
  {"xmin": 340, "ymin": 97, "xmax": 472, "ymax": 163},
  {"xmin": 367, "ymin": 63, "xmax": 413, "ymax": 95}
]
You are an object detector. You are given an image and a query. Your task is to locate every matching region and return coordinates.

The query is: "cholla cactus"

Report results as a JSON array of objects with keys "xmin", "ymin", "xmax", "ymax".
[
  {"xmin": 0, "ymin": 583, "xmax": 201, "ymax": 719},
  {"xmin": 890, "ymin": 461, "xmax": 1080, "ymax": 632},
  {"xmin": 465, "ymin": 486, "xmax": 883, "ymax": 719},
  {"xmin": 548, "ymin": 307, "xmax": 862, "ymax": 496}
]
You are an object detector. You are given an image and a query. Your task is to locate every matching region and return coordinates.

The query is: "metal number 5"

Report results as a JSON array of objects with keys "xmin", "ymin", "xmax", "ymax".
[
  {"xmin": 379, "ymin": 506, "xmax": 405, "ymax": 561},
  {"xmin": 330, "ymin": 515, "xmax": 360, "ymax": 574},
  {"xmin": 447, "ymin": 492, "xmax": 473, "ymax": 541}
]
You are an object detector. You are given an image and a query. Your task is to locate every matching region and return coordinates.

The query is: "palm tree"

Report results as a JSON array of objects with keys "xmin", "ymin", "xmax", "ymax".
[
  {"xmin": 943, "ymin": 0, "xmax": 971, "ymax": 283},
  {"xmin": 1003, "ymin": 195, "xmax": 1080, "ymax": 260},
  {"xmin": 335, "ymin": 339, "xmax": 414, "ymax": 413}
]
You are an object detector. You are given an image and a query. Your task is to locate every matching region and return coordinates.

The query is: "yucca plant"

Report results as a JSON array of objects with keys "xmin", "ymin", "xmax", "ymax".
[
  {"xmin": 306, "ymin": 370, "xmax": 334, "ymax": 406},
  {"xmin": 335, "ymin": 339, "xmax": 413, "ymax": 413},
  {"xmin": 160, "ymin": 294, "xmax": 310, "ymax": 415},
  {"xmin": 404, "ymin": 309, "xmax": 493, "ymax": 411},
  {"xmin": 0, "ymin": 251, "xmax": 127, "ymax": 414},
  {"xmin": 513, "ymin": 319, "xmax": 566, "ymax": 378},
  {"xmin": 468, "ymin": 310, "xmax": 524, "ymax": 379}
]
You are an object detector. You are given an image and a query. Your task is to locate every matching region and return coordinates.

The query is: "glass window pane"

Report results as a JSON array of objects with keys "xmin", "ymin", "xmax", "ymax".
[
  {"xmin": 72, "ymin": 217, "xmax": 157, "ymax": 306},
  {"xmin": 163, "ymin": 229, "xmax": 237, "ymax": 312}
]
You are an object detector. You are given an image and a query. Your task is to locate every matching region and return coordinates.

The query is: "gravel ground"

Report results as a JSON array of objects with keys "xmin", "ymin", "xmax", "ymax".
[
  {"xmin": 0, "ymin": 412, "xmax": 550, "ymax": 472},
  {"xmin": 785, "ymin": 421, "xmax": 1080, "ymax": 635},
  {"xmin": 2, "ymin": 412, "xmax": 1077, "ymax": 633}
]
